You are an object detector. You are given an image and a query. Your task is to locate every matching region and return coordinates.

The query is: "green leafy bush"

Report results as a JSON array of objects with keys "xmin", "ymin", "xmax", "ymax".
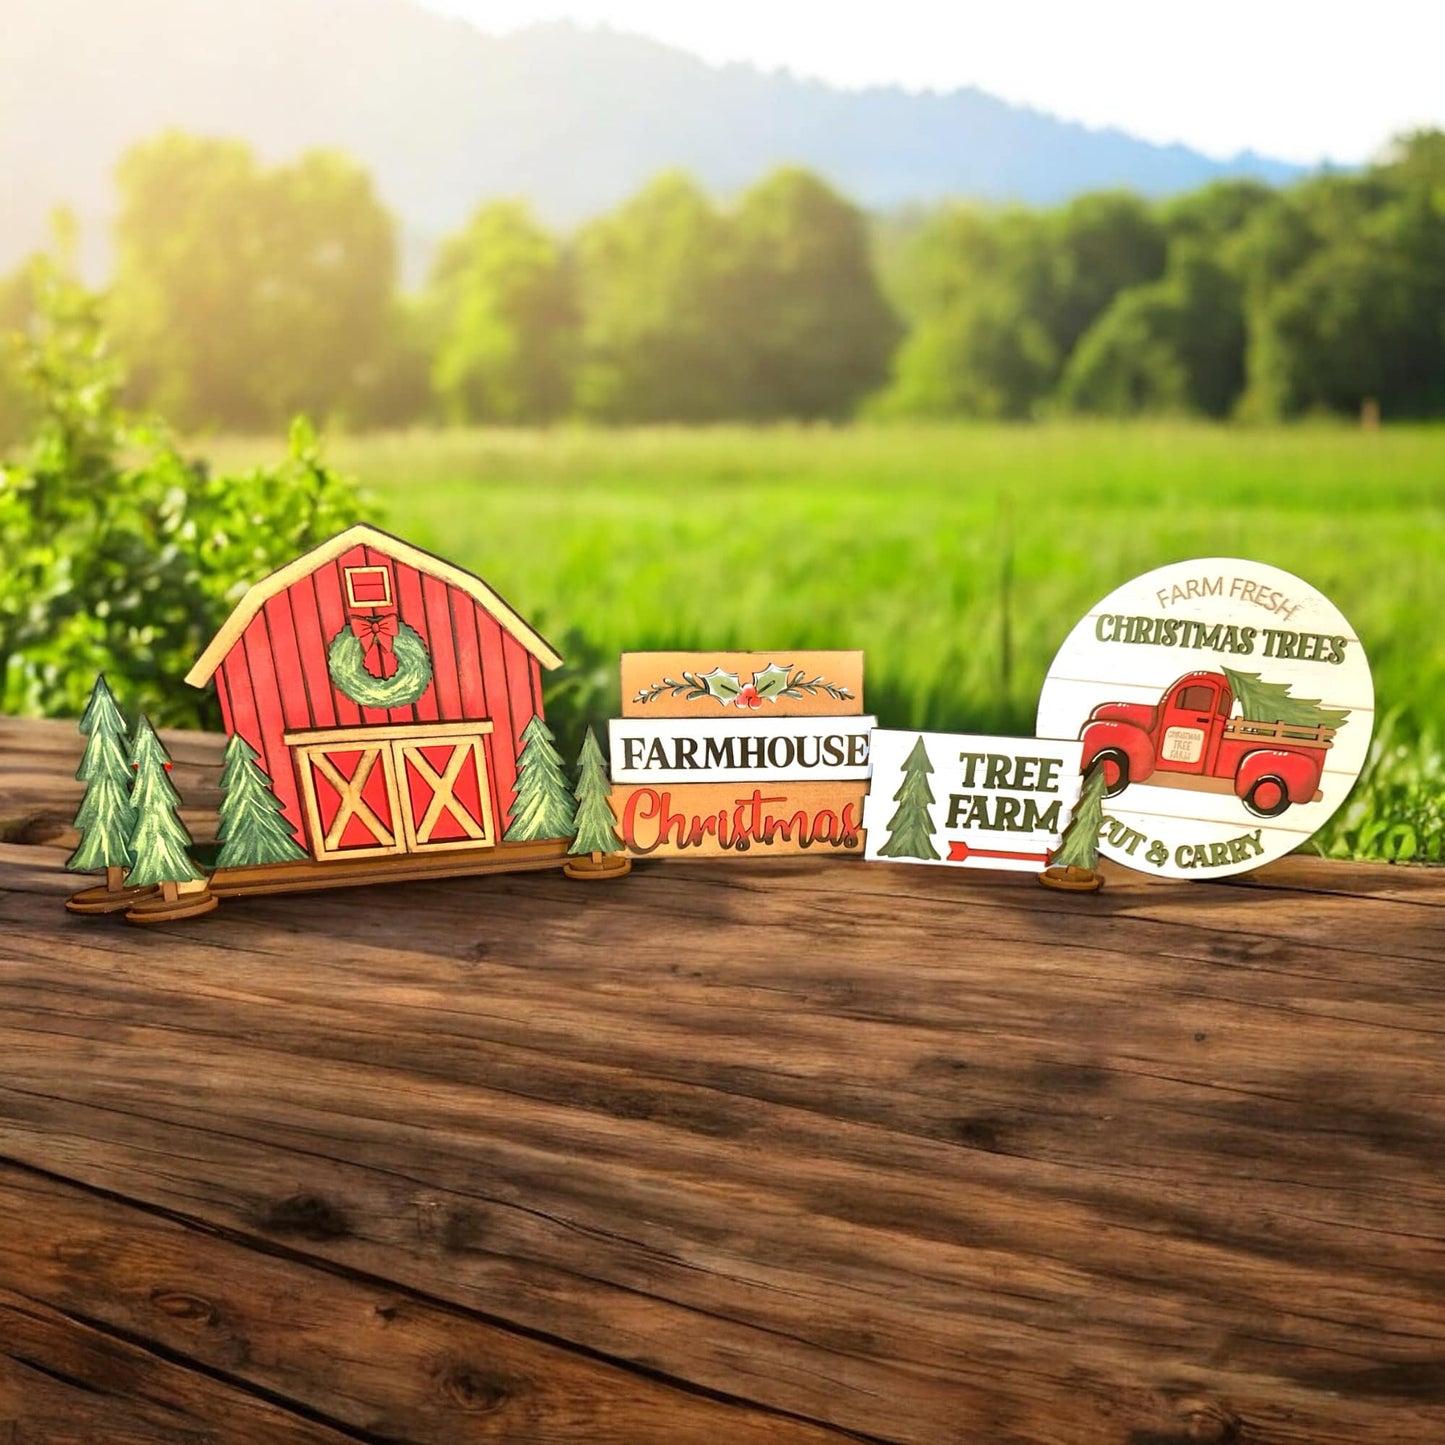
[
  {"xmin": 0, "ymin": 262, "xmax": 371, "ymax": 728},
  {"xmin": 1313, "ymin": 709, "xmax": 1443, "ymax": 864}
]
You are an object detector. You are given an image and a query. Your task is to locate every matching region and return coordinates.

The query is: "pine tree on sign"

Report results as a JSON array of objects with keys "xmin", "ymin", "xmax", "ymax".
[
  {"xmin": 569, "ymin": 727, "xmax": 621, "ymax": 859},
  {"xmin": 878, "ymin": 736, "xmax": 940, "ymax": 861},
  {"xmin": 67, "ymin": 674, "xmax": 136, "ymax": 890},
  {"xmin": 127, "ymin": 717, "xmax": 205, "ymax": 889},
  {"xmin": 216, "ymin": 734, "xmax": 306, "ymax": 868},
  {"xmin": 505, "ymin": 716, "xmax": 577, "ymax": 842}
]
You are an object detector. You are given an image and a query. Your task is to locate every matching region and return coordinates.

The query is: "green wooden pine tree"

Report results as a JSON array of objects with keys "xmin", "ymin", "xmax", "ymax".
[
  {"xmin": 877, "ymin": 736, "xmax": 940, "ymax": 861},
  {"xmin": 569, "ymin": 727, "xmax": 621, "ymax": 858},
  {"xmin": 67, "ymin": 674, "xmax": 137, "ymax": 889},
  {"xmin": 126, "ymin": 716, "xmax": 205, "ymax": 888},
  {"xmin": 216, "ymin": 734, "xmax": 306, "ymax": 868},
  {"xmin": 1050, "ymin": 761, "xmax": 1107, "ymax": 871},
  {"xmin": 505, "ymin": 716, "xmax": 577, "ymax": 842},
  {"xmin": 1222, "ymin": 668, "xmax": 1350, "ymax": 729}
]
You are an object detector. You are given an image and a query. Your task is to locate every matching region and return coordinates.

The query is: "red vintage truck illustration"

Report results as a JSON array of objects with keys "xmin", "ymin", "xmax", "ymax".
[{"xmin": 1079, "ymin": 668, "xmax": 1349, "ymax": 818}]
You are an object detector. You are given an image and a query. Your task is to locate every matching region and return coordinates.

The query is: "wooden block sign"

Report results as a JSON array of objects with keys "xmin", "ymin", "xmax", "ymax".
[
  {"xmin": 609, "ymin": 715, "xmax": 875, "ymax": 784},
  {"xmin": 1036, "ymin": 558, "xmax": 1374, "ymax": 880},
  {"xmin": 611, "ymin": 651, "xmax": 868, "ymax": 859},
  {"xmin": 622, "ymin": 651, "xmax": 863, "ymax": 717},
  {"xmin": 864, "ymin": 732, "xmax": 1085, "ymax": 872},
  {"xmin": 610, "ymin": 781, "xmax": 865, "ymax": 858}
]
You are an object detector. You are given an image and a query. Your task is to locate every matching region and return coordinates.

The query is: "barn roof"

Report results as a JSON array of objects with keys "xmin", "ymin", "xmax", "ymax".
[{"xmin": 185, "ymin": 524, "xmax": 564, "ymax": 687}]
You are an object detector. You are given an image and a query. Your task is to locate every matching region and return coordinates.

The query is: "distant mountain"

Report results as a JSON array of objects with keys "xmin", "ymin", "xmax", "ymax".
[{"xmin": 0, "ymin": 0, "xmax": 1306, "ymax": 281}]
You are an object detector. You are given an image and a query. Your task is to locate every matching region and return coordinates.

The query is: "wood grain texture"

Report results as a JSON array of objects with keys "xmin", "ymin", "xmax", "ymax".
[
  {"xmin": 0, "ymin": 1167, "xmax": 844, "ymax": 1444},
  {"xmin": 2, "ymin": 717, "xmax": 1443, "ymax": 1443},
  {"xmin": 0, "ymin": 1288, "xmax": 362, "ymax": 1443}
]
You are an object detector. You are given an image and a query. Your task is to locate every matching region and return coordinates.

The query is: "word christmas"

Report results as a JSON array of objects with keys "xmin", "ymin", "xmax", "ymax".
[
  {"xmin": 864, "ymin": 732, "xmax": 1085, "ymax": 872},
  {"xmin": 618, "ymin": 785, "xmax": 860, "ymax": 855},
  {"xmin": 609, "ymin": 651, "xmax": 869, "ymax": 859}
]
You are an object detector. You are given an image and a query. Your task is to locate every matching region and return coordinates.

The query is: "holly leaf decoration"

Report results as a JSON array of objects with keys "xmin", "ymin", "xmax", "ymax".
[
  {"xmin": 699, "ymin": 667, "xmax": 743, "ymax": 704},
  {"xmin": 751, "ymin": 663, "xmax": 793, "ymax": 701}
]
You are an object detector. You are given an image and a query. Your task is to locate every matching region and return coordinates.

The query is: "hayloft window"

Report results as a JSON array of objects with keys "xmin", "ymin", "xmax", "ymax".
[{"xmin": 345, "ymin": 566, "xmax": 393, "ymax": 609}]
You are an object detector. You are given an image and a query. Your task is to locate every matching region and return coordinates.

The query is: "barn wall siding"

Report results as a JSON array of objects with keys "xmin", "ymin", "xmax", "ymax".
[{"xmin": 207, "ymin": 541, "xmax": 547, "ymax": 851}]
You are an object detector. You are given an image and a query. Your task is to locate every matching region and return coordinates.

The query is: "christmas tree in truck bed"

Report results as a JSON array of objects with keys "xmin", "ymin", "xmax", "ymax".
[{"xmin": 1079, "ymin": 668, "xmax": 1351, "ymax": 819}]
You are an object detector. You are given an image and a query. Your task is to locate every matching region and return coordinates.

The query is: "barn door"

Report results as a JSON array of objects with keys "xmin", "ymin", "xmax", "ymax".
[
  {"xmin": 288, "ymin": 723, "xmax": 496, "ymax": 862},
  {"xmin": 293, "ymin": 740, "xmax": 405, "ymax": 860},
  {"xmin": 395, "ymin": 733, "xmax": 496, "ymax": 853}
]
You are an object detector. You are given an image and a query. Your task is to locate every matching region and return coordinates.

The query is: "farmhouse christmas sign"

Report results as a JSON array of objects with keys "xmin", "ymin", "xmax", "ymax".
[
  {"xmin": 1036, "ymin": 558, "xmax": 1373, "ymax": 880},
  {"xmin": 864, "ymin": 732, "xmax": 1086, "ymax": 872},
  {"xmin": 608, "ymin": 651, "xmax": 870, "ymax": 857}
]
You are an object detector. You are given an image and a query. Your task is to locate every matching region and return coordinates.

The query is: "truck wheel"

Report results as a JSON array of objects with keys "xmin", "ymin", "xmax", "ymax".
[
  {"xmin": 1092, "ymin": 748, "xmax": 1131, "ymax": 797},
  {"xmin": 1244, "ymin": 775, "xmax": 1291, "ymax": 818}
]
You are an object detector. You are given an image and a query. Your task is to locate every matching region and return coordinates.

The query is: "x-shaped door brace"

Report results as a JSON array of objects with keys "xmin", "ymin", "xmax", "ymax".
[
  {"xmin": 403, "ymin": 742, "xmax": 487, "ymax": 844},
  {"xmin": 311, "ymin": 747, "xmax": 396, "ymax": 850}
]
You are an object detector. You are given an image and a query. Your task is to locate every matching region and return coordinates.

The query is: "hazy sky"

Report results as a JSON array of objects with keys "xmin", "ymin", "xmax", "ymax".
[{"xmin": 411, "ymin": 0, "xmax": 1442, "ymax": 166}]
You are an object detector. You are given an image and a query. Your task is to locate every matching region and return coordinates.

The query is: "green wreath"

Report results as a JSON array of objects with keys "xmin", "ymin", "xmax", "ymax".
[{"xmin": 327, "ymin": 623, "xmax": 433, "ymax": 708}]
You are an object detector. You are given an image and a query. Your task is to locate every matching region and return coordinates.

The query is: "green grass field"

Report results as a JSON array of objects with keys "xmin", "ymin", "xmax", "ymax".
[{"xmin": 211, "ymin": 422, "xmax": 1445, "ymax": 861}]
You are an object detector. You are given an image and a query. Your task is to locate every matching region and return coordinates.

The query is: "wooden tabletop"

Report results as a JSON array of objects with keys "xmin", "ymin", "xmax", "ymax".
[{"xmin": 2, "ymin": 715, "xmax": 1443, "ymax": 1444}]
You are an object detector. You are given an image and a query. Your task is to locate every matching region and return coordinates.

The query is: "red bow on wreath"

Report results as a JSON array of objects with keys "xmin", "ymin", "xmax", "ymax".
[{"xmin": 350, "ymin": 611, "xmax": 400, "ymax": 677}]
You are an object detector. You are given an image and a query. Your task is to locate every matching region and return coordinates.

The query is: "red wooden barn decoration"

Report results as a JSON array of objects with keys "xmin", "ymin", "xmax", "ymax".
[{"xmin": 186, "ymin": 525, "xmax": 564, "ymax": 864}]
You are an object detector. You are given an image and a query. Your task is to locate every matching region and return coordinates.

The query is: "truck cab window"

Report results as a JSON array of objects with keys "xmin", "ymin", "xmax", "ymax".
[{"xmin": 1178, "ymin": 685, "xmax": 1215, "ymax": 712}]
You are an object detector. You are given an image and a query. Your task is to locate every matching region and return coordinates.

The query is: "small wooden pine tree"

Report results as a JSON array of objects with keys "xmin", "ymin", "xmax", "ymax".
[
  {"xmin": 1050, "ymin": 762, "xmax": 1107, "ymax": 871},
  {"xmin": 216, "ymin": 734, "xmax": 307, "ymax": 868},
  {"xmin": 877, "ymin": 736, "xmax": 940, "ymax": 861},
  {"xmin": 569, "ymin": 727, "xmax": 621, "ymax": 860},
  {"xmin": 504, "ymin": 716, "xmax": 577, "ymax": 842},
  {"xmin": 126, "ymin": 716, "xmax": 205, "ymax": 892},
  {"xmin": 67, "ymin": 674, "xmax": 136, "ymax": 892}
]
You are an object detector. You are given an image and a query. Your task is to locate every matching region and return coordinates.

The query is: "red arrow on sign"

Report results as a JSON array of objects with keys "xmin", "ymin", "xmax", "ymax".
[{"xmin": 947, "ymin": 841, "xmax": 1052, "ymax": 865}]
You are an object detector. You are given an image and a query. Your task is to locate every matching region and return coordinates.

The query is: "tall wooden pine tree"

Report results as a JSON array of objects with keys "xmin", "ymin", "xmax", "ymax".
[
  {"xmin": 127, "ymin": 717, "xmax": 205, "ymax": 888},
  {"xmin": 505, "ymin": 716, "xmax": 577, "ymax": 842},
  {"xmin": 569, "ymin": 727, "xmax": 621, "ymax": 858},
  {"xmin": 877, "ymin": 736, "xmax": 940, "ymax": 861},
  {"xmin": 67, "ymin": 674, "xmax": 136, "ymax": 887},
  {"xmin": 1050, "ymin": 762, "xmax": 1106, "ymax": 871},
  {"xmin": 216, "ymin": 734, "xmax": 306, "ymax": 867}
]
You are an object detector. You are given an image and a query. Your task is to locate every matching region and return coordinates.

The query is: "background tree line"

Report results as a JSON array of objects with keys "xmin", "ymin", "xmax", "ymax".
[{"xmin": 3, "ymin": 127, "xmax": 1445, "ymax": 440}]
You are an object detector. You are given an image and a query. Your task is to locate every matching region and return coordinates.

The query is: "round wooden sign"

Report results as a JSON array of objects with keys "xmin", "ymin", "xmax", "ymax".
[{"xmin": 1036, "ymin": 559, "xmax": 1373, "ymax": 879}]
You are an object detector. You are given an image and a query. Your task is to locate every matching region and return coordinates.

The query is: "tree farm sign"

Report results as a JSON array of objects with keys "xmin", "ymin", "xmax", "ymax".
[
  {"xmin": 608, "ymin": 651, "xmax": 869, "ymax": 857},
  {"xmin": 864, "ymin": 733, "xmax": 1085, "ymax": 871},
  {"xmin": 1036, "ymin": 558, "xmax": 1373, "ymax": 880}
]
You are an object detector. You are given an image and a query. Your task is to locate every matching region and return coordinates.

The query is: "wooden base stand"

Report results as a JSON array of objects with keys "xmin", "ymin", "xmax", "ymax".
[
  {"xmin": 65, "ymin": 882, "xmax": 160, "ymax": 916},
  {"xmin": 209, "ymin": 837, "xmax": 572, "ymax": 900},
  {"xmin": 562, "ymin": 852, "xmax": 632, "ymax": 881},
  {"xmin": 124, "ymin": 882, "xmax": 220, "ymax": 925},
  {"xmin": 1037, "ymin": 865, "xmax": 1105, "ymax": 893}
]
